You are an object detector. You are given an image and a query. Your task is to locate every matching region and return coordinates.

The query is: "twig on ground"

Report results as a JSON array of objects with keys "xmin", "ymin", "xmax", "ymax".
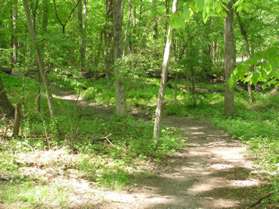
[
  {"xmin": 247, "ymin": 192, "xmax": 274, "ymax": 208},
  {"xmin": 101, "ymin": 134, "xmax": 114, "ymax": 146}
]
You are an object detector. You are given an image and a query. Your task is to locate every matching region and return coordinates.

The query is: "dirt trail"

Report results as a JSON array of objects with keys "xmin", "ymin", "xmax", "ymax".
[
  {"xmin": 93, "ymin": 116, "xmax": 266, "ymax": 209},
  {"xmin": 16, "ymin": 93, "xmax": 268, "ymax": 209}
]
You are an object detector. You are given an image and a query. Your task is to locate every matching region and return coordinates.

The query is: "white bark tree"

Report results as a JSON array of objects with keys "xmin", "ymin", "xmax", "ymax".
[{"xmin": 153, "ymin": 0, "xmax": 178, "ymax": 139}]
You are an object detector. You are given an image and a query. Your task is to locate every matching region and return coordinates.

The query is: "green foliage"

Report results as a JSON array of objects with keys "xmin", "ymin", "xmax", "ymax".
[
  {"xmin": 0, "ymin": 152, "xmax": 18, "ymax": 177},
  {"xmin": 231, "ymin": 43, "xmax": 279, "ymax": 88},
  {"xmin": 96, "ymin": 168, "xmax": 130, "ymax": 189},
  {"xmin": 0, "ymin": 181, "xmax": 69, "ymax": 209}
]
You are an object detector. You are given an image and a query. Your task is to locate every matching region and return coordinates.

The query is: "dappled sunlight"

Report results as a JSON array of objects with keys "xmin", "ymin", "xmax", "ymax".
[
  {"xmin": 229, "ymin": 179, "xmax": 260, "ymax": 187},
  {"xmin": 91, "ymin": 190, "xmax": 174, "ymax": 206},
  {"xmin": 190, "ymin": 131, "xmax": 206, "ymax": 135},
  {"xmin": 187, "ymin": 177, "xmax": 228, "ymax": 194},
  {"xmin": 16, "ymin": 148, "xmax": 77, "ymax": 167},
  {"xmin": 210, "ymin": 146, "xmax": 254, "ymax": 169},
  {"xmin": 53, "ymin": 93, "xmax": 82, "ymax": 102},
  {"xmin": 0, "ymin": 116, "xmax": 268, "ymax": 209},
  {"xmin": 202, "ymin": 198, "xmax": 240, "ymax": 209},
  {"xmin": 188, "ymin": 126, "xmax": 204, "ymax": 130},
  {"xmin": 210, "ymin": 163, "xmax": 234, "ymax": 170},
  {"xmin": 0, "ymin": 0, "xmax": 277, "ymax": 206},
  {"xmin": 187, "ymin": 149, "xmax": 211, "ymax": 157}
]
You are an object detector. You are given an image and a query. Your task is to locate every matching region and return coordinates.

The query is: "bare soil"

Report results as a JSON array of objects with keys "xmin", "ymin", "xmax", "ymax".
[{"xmin": 95, "ymin": 116, "xmax": 268, "ymax": 209}]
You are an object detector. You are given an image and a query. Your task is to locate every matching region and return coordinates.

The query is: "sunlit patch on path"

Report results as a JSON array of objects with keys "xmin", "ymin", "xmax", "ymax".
[
  {"xmin": 1, "ymin": 116, "xmax": 268, "ymax": 209},
  {"xmin": 122, "ymin": 116, "xmax": 266, "ymax": 209}
]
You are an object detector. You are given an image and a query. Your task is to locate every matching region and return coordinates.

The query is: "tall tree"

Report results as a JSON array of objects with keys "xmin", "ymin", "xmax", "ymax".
[
  {"xmin": 153, "ymin": 0, "xmax": 178, "ymax": 139},
  {"xmin": 152, "ymin": 0, "xmax": 158, "ymax": 39},
  {"xmin": 104, "ymin": 0, "xmax": 114, "ymax": 78},
  {"xmin": 126, "ymin": 0, "xmax": 135, "ymax": 53},
  {"xmin": 36, "ymin": 0, "xmax": 49, "ymax": 113},
  {"xmin": 224, "ymin": 0, "xmax": 236, "ymax": 116},
  {"xmin": 23, "ymin": 0, "xmax": 54, "ymax": 117},
  {"xmin": 10, "ymin": 0, "xmax": 18, "ymax": 70},
  {"xmin": 113, "ymin": 0, "xmax": 126, "ymax": 116},
  {"xmin": 42, "ymin": 0, "xmax": 49, "ymax": 43},
  {"xmin": 78, "ymin": 0, "xmax": 87, "ymax": 74}
]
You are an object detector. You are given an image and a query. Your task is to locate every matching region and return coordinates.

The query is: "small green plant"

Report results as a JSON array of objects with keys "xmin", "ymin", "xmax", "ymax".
[{"xmin": 96, "ymin": 168, "xmax": 130, "ymax": 190}]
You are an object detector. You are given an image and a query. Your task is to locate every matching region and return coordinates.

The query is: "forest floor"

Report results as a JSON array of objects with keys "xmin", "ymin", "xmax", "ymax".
[
  {"xmin": 93, "ymin": 117, "xmax": 269, "ymax": 209},
  {"xmin": 1, "ymin": 93, "xmax": 274, "ymax": 209}
]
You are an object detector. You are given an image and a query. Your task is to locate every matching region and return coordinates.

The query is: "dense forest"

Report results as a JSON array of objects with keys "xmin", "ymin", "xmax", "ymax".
[{"xmin": 0, "ymin": 0, "xmax": 278, "ymax": 208}]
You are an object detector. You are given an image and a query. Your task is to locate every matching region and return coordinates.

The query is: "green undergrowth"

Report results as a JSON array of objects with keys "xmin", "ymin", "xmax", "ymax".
[
  {"xmin": 1, "ymin": 72, "xmax": 278, "ymax": 206},
  {"xmin": 0, "ymin": 180, "xmax": 69, "ymax": 209},
  {"xmin": 0, "ymin": 74, "xmax": 185, "ymax": 208},
  {"xmin": 50, "ymin": 71, "xmax": 187, "ymax": 108}
]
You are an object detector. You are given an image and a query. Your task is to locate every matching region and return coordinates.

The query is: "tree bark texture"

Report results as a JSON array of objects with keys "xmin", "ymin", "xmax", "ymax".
[
  {"xmin": 0, "ymin": 77, "xmax": 14, "ymax": 118},
  {"xmin": 23, "ymin": 0, "xmax": 54, "ymax": 117},
  {"xmin": 153, "ymin": 0, "xmax": 178, "ymax": 139},
  {"xmin": 224, "ymin": 0, "xmax": 236, "ymax": 117},
  {"xmin": 113, "ymin": 0, "xmax": 126, "ymax": 116}
]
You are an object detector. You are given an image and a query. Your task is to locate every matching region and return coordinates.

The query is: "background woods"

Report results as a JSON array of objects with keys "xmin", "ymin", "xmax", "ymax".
[{"xmin": 0, "ymin": 0, "xmax": 278, "ymax": 208}]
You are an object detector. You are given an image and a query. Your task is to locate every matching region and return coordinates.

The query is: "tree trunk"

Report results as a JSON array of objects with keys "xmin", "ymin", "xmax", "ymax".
[
  {"xmin": 224, "ymin": 0, "xmax": 236, "ymax": 117},
  {"xmin": 126, "ymin": 0, "xmax": 135, "ymax": 53},
  {"xmin": 36, "ymin": 0, "xmax": 49, "ymax": 113},
  {"xmin": 12, "ymin": 103, "xmax": 22, "ymax": 137},
  {"xmin": 152, "ymin": 0, "xmax": 158, "ymax": 39},
  {"xmin": 153, "ymin": 0, "xmax": 178, "ymax": 139},
  {"xmin": 104, "ymin": 0, "xmax": 114, "ymax": 78},
  {"xmin": 23, "ymin": 0, "xmax": 54, "ymax": 117},
  {"xmin": 113, "ymin": 0, "xmax": 126, "ymax": 116},
  {"xmin": 11, "ymin": 0, "xmax": 18, "ymax": 70},
  {"xmin": 0, "ymin": 78, "xmax": 14, "ymax": 118},
  {"xmin": 42, "ymin": 0, "xmax": 49, "ymax": 47},
  {"xmin": 78, "ymin": 0, "xmax": 87, "ymax": 74},
  {"xmin": 165, "ymin": 0, "xmax": 170, "ymax": 31}
]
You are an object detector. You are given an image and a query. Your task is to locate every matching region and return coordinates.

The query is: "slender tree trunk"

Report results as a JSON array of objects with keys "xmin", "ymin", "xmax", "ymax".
[
  {"xmin": 78, "ymin": 0, "xmax": 87, "ymax": 74},
  {"xmin": 42, "ymin": 0, "xmax": 49, "ymax": 48},
  {"xmin": 165, "ymin": 0, "xmax": 170, "ymax": 31},
  {"xmin": 11, "ymin": 0, "xmax": 18, "ymax": 71},
  {"xmin": 113, "ymin": 0, "xmax": 126, "ymax": 116},
  {"xmin": 12, "ymin": 103, "xmax": 22, "ymax": 137},
  {"xmin": 224, "ymin": 0, "xmax": 236, "ymax": 117},
  {"xmin": 31, "ymin": 0, "xmax": 39, "ymax": 31},
  {"xmin": 36, "ymin": 0, "xmax": 49, "ymax": 113},
  {"xmin": 0, "ymin": 78, "xmax": 14, "ymax": 118},
  {"xmin": 104, "ymin": 0, "xmax": 113, "ymax": 78},
  {"xmin": 236, "ymin": 12, "xmax": 255, "ymax": 103},
  {"xmin": 153, "ymin": 0, "xmax": 178, "ymax": 139},
  {"xmin": 23, "ymin": 0, "xmax": 54, "ymax": 117},
  {"xmin": 247, "ymin": 84, "xmax": 254, "ymax": 102},
  {"xmin": 127, "ymin": 0, "xmax": 135, "ymax": 53},
  {"xmin": 152, "ymin": 0, "xmax": 158, "ymax": 39}
]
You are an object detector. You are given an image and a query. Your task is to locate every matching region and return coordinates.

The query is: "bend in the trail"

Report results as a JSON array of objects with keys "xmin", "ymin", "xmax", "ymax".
[
  {"xmin": 95, "ymin": 116, "xmax": 267, "ymax": 209},
  {"xmin": 48, "ymin": 93, "xmax": 270, "ymax": 209}
]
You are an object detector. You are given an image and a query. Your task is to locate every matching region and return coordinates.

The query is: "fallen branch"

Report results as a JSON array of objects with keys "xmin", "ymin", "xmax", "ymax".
[
  {"xmin": 247, "ymin": 192, "xmax": 274, "ymax": 209},
  {"xmin": 92, "ymin": 133, "xmax": 114, "ymax": 146},
  {"xmin": 101, "ymin": 133, "xmax": 114, "ymax": 146}
]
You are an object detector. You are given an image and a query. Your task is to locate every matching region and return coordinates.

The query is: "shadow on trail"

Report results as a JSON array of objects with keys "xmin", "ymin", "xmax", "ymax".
[
  {"xmin": 122, "ymin": 116, "xmax": 271, "ymax": 209},
  {"xmin": 129, "ymin": 161, "xmax": 269, "ymax": 209},
  {"xmin": 51, "ymin": 94, "xmax": 271, "ymax": 209}
]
